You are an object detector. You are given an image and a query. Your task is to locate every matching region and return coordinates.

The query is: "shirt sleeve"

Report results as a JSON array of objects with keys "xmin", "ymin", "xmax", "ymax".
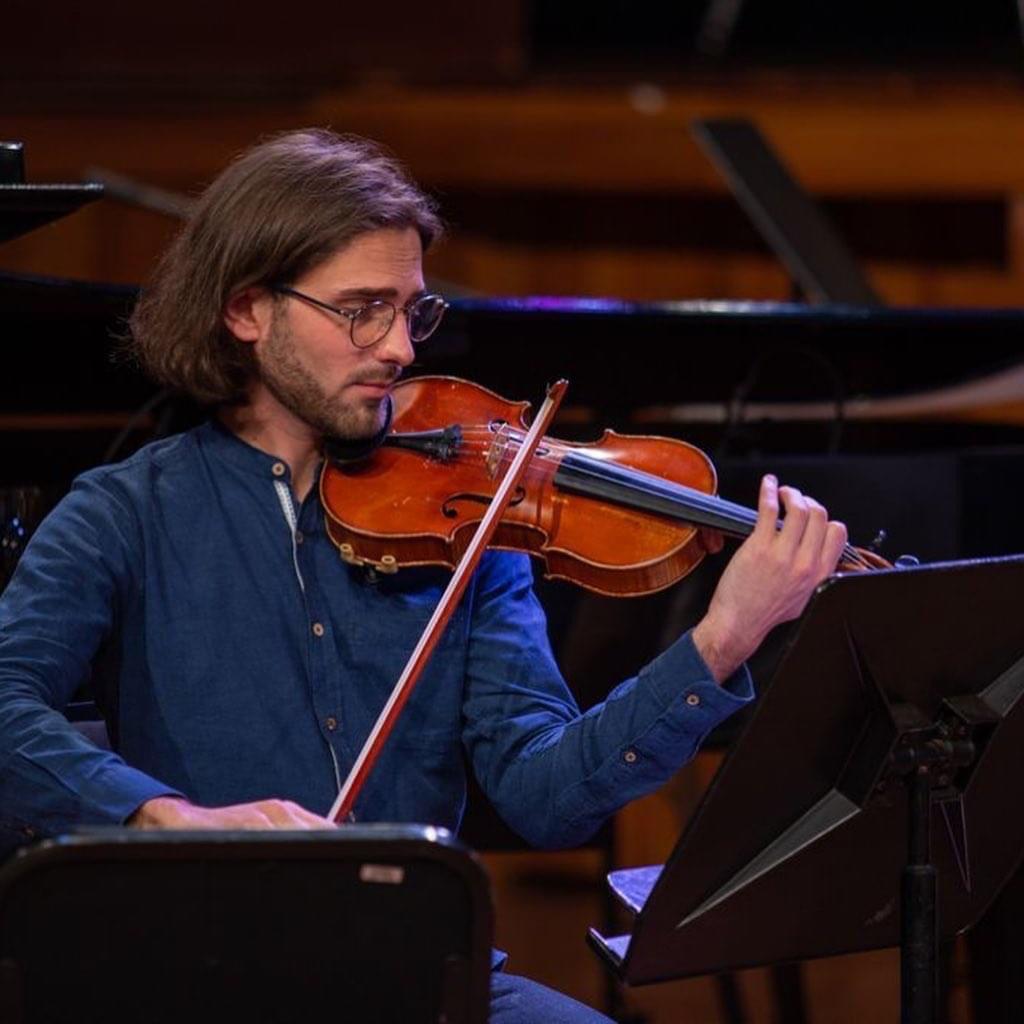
[
  {"xmin": 0, "ymin": 474, "xmax": 181, "ymax": 841},
  {"xmin": 460, "ymin": 552, "xmax": 753, "ymax": 849}
]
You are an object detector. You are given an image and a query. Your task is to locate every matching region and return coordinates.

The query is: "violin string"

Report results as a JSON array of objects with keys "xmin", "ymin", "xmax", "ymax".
[
  {"xmin": 454, "ymin": 428, "xmax": 758, "ymax": 525},
  {"xmin": 432, "ymin": 429, "xmax": 871, "ymax": 568},
  {"xmin": 397, "ymin": 425, "xmax": 873, "ymax": 569},
  {"xmin": 456, "ymin": 427, "xmax": 770, "ymax": 532},
  {"xmin": 471, "ymin": 428, "xmax": 873, "ymax": 568},
  {"xmin": 457, "ymin": 429, "xmax": 870, "ymax": 567},
  {"xmin": 449, "ymin": 434, "xmax": 757, "ymax": 537}
]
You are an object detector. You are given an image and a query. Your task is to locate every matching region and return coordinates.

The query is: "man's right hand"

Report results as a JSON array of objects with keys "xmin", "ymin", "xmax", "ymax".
[{"xmin": 129, "ymin": 795, "xmax": 337, "ymax": 830}]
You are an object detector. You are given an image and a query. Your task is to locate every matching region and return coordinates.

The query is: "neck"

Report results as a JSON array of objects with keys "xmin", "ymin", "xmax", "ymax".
[{"xmin": 219, "ymin": 385, "xmax": 322, "ymax": 502}]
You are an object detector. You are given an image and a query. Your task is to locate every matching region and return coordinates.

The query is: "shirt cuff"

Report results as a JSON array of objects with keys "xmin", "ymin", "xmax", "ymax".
[
  {"xmin": 639, "ymin": 627, "xmax": 754, "ymax": 724},
  {"xmin": 80, "ymin": 763, "xmax": 186, "ymax": 827}
]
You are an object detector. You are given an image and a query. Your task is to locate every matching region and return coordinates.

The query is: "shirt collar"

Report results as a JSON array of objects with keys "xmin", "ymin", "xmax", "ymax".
[{"xmin": 197, "ymin": 418, "xmax": 297, "ymax": 482}]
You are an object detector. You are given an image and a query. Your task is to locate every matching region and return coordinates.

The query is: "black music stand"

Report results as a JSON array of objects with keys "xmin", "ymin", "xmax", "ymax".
[
  {"xmin": 589, "ymin": 555, "xmax": 1024, "ymax": 1024},
  {"xmin": 0, "ymin": 826, "xmax": 492, "ymax": 1024}
]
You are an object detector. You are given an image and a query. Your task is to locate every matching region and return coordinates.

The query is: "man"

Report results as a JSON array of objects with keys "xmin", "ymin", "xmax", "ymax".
[{"xmin": 0, "ymin": 130, "xmax": 847, "ymax": 1021}]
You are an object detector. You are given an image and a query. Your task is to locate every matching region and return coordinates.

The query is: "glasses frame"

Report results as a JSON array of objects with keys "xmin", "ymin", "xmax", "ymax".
[{"xmin": 272, "ymin": 285, "xmax": 449, "ymax": 349}]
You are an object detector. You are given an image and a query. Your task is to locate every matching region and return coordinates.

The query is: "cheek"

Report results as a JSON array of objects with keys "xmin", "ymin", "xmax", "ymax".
[
  {"xmin": 326, "ymin": 348, "xmax": 366, "ymax": 384},
  {"xmin": 296, "ymin": 329, "xmax": 362, "ymax": 379}
]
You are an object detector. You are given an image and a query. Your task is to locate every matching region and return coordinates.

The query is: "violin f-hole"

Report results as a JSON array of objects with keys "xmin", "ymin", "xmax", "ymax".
[{"xmin": 442, "ymin": 487, "xmax": 526, "ymax": 518}]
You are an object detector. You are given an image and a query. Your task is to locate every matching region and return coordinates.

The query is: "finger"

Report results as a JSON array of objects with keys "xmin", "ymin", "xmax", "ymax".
[
  {"xmin": 285, "ymin": 802, "xmax": 337, "ymax": 829},
  {"xmin": 752, "ymin": 475, "xmax": 779, "ymax": 541},
  {"xmin": 795, "ymin": 498, "xmax": 828, "ymax": 572},
  {"xmin": 255, "ymin": 800, "xmax": 306, "ymax": 829},
  {"xmin": 819, "ymin": 520, "xmax": 848, "ymax": 576},
  {"xmin": 227, "ymin": 809, "xmax": 275, "ymax": 830},
  {"xmin": 776, "ymin": 486, "xmax": 810, "ymax": 557},
  {"xmin": 261, "ymin": 799, "xmax": 334, "ymax": 830}
]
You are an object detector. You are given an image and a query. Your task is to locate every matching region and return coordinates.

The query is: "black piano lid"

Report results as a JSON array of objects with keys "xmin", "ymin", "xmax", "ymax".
[
  {"xmin": 0, "ymin": 271, "xmax": 145, "ymax": 415},
  {"xmin": 0, "ymin": 184, "xmax": 105, "ymax": 245},
  {"xmin": 432, "ymin": 296, "xmax": 1024, "ymax": 405},
  {"xmin": 3, "ymin": 270, "xmax": 1024, "ymax": 410}
]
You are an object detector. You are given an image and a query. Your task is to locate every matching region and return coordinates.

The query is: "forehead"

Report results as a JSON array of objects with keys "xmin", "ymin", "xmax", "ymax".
[{"xmin": 301, "ymin": 226, "xmax": 424, "ymax": 291}]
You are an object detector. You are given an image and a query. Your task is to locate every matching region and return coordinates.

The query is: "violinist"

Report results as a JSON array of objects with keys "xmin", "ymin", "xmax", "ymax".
[{"xmin": 0, "ymin": 129, "xmax": 847, "ymax": 1024}]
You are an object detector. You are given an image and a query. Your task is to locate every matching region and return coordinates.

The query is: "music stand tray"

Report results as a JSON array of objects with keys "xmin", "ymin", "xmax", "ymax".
[{"xmin": 590, "ymin": 556, "xmax": 1024, "ymax": 1017}]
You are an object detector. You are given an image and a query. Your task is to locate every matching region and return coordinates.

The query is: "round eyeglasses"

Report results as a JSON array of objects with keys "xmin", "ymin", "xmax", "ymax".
[{"xmin": 272, "ymin": 285, "xmax": 449, "ymax": 349}]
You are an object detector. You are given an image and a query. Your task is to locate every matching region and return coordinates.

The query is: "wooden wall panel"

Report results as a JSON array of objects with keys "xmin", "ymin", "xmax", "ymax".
[
  {"xmin": 2, "ymin": 1, "xmax": 524, "ymax": 98},
  {"xmin": 430, "ymin": 237, "xmax": 791, "ymax": 301},
  {"xmin": 5, "ymin": 80, "xmax": 1024, "ymax": 307},
  {"xmin": 311, "ymin": 81, "xmax": 1024, "ymax": 195}
]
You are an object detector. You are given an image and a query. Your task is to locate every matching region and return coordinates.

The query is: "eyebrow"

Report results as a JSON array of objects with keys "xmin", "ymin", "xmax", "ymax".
[{"xmin": 328, "ymin": 287, "xmax": 427, "ymax": 303}]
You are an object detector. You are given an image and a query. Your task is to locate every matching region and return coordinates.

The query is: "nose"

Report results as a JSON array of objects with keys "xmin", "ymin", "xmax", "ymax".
[{"xmin": 374, "ymin": 310, "xmax": 416, "ymax": 368}]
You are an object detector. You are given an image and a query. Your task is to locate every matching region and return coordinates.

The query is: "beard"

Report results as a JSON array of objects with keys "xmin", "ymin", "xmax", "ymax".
[{"xmin": 255, "ymin": 305, "xmax": 395, "ymax": 440}]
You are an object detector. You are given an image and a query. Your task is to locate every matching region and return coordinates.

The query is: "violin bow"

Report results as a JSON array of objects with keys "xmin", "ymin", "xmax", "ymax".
[{"xmin": 329, "ymin": 379, "xmax": 570, "ymax": 823}]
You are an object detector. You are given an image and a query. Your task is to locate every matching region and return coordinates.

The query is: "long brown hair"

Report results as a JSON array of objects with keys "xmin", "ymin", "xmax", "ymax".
[{"xmin": 128, "ymin": 129, "xmax": 442, "ymax": 404}]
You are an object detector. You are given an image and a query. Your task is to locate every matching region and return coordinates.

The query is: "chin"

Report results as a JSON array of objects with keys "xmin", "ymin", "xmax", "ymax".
[{"xmin": 329, "ymin": 406, "xmax": 387, "ymax": 442}]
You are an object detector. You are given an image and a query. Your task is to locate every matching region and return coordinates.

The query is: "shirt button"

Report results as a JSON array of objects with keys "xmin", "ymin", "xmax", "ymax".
[
  {"xmin": 295, "ymin": 530, "xmax": 304, "ymax": 544},
  {"xmin": 623, "ymin": 750, "xmax": 638, "ymax": 764},
  {"xmin": 325, "ymin": 716, "xmax": 337, "ymax": 732},
  {"xmin": 271, "ymin": 462, "xmax": 286, "ymax": 477},
  {"xmin": 686, "ymin": 693, "xmax": 701, "ymax": 707},
  {"xmin": 312, "ymin": 622, "xmax": 325, "ymax": 637}
]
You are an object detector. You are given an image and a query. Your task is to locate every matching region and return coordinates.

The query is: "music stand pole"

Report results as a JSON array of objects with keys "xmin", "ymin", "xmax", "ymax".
[{"xmin": 902, "ymin": 765, "xmax": 937, "ymax": 1024}]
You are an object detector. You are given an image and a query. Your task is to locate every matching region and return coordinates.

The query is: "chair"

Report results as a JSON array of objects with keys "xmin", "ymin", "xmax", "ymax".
[{"xmin": 0, "ymin": 828, "xmax": 492, "ymax": 1024}]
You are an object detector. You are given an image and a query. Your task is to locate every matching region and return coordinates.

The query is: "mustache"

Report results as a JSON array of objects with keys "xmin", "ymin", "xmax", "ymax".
[{"xmin": 349, "ymin": 368, "xmax": 402, "ymax": 387}]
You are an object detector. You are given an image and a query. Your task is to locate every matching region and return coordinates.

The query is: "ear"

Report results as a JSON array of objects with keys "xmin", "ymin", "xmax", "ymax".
[{"xmin": 223, "ymin": 286, "xmax": 273, "ymax": 345}]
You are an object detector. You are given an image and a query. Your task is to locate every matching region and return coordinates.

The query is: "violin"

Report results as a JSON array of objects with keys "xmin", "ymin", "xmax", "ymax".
[
  {"xmin": 320, "ymin": 375, "xmax": 889, "ymax": 597},
  {"xmin": 322, "ymin": 375, "xmax": 888, "ymax": 821}
]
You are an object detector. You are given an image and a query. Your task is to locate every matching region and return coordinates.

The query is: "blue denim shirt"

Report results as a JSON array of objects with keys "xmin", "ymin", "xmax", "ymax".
[{"xmin": 0, "ymin": 421, "xmax": 752, "ymax": 848}]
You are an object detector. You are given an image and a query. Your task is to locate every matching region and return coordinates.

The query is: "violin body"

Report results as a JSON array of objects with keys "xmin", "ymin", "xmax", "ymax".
[{"xmin": 320, "ymin": 376, "xmax": 719, "ymax": 596}]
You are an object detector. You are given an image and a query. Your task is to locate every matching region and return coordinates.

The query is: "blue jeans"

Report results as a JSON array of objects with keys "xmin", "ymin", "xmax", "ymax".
[{"xmin": 490, "ymin": 971, "xmax": 614, "ymax": 1023}]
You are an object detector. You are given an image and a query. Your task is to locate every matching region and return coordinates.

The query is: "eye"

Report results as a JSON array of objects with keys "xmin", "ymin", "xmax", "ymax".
[{"xmin": 353, "ymin": 302, "xmax": 391, "ymax": 325}]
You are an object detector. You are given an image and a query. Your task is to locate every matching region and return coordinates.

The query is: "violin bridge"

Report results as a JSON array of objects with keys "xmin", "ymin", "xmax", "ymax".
[
  {"xmin": 486, "ymin": 422, "xmax": 512, "ymax": 479},
  {"xmin": 337, "ymin": 543, "xmax": 399, "ymax": 574}
]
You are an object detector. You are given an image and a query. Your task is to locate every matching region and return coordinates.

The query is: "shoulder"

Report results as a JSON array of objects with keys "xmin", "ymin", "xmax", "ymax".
[
  {"xmin": 66, "ymin": 426, "xmax": 208, "ymax": 516},
  {"xmin": 74, "ymin": 427, "xmax": 201, "ymax": 494},
  {"xmin": 44, "ymin": 427, "xmax": 205, "ymax": 542}
]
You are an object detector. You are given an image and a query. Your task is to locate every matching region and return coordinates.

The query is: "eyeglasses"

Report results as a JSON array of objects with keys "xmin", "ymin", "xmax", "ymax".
[{"xmin": 272, "ymin": 285, "xmax": 449, "ymax": 349}]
